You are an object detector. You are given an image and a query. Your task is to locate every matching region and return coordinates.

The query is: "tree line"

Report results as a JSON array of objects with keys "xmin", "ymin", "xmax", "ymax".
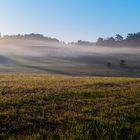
[
  {"xmin": 0, "ymin": 33, "xmax": 59, "ymax": 43},
  {"xmin": 0, "ymin": 32, "xmax": 140, "ymax": 46},
  {"xmin": 96, "ymin": 32, "xmax": 140, "ymax": 47}
]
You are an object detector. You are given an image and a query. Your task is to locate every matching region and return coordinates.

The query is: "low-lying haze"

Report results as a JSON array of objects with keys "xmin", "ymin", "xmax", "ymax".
[{"xmin": 0, "ymin": 40, "xmax": 139, "ymax": 77}]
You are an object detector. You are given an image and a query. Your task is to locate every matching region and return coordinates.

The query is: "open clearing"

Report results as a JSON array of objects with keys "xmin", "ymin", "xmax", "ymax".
[
  {"xmin": 0, "ymin": 75, "xmax": 140, "ymax": 139},
  {"xmin": 0, "ymin": 43, "xmax": 140, "ymax": 77}
]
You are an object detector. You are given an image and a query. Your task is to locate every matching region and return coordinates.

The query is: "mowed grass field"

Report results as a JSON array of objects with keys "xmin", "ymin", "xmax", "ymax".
[{"xmin": 0, "ymin": 75, "xmax": 140, "ymax": 140}]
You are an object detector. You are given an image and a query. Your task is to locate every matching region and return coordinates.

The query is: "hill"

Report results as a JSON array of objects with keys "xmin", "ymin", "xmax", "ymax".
[{"xmin": 0, "ymin": 41, "xmax": 139, "ymax": 77}]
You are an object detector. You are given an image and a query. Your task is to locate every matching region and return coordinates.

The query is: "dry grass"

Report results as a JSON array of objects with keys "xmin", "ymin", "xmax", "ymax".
[{"xmin": 0, "ymin": 75, "xmax": 140, "ymax": 139}]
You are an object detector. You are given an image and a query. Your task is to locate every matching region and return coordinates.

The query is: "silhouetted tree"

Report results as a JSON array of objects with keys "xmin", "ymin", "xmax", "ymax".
[
  {"xmin": 76, "ymin": 40, "xmax": 95, "ymax": 46},
  {"xmin": 106, "ymin": 62, "xmax": 111, "ymax": 68},
  {"xmin": 103, "ymin": 37, "xmax": 115, "ymax": 46},
  {"xmin": 120, "ymin": 60, "xmax": 126, "ymax": 67},
  {"xmin": 115, "ymin": 34, "xmax": 123, "ymax": 42},
  {"xmin": 107, "ymin": 37, "xmax": 115, "ymax": 42},
  {"xmin": 96, "ymin": 37, "xmax": 104, "ymax": 45},
  {"xmin": 97, "ymin": 37, "xmax": 104, "ymax": 42},
  {"xmin": 126, "ymin": 32, "xmax": 140, "ymax": 41}
]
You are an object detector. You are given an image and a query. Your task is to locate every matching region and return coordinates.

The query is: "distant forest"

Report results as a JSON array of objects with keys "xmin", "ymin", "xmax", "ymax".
[
  {"xmin": 76, "ymin": 32, "xmax": 140, "ymax": 47},
  {"xmin": 96, "ymin": 32, "xmax": 140, "ymax": 47},
  {"xmin": 0, "ymin": 33, "xmax": 59, "ymax": 43},
  {"xmin": 0, "ymin": 32, "xmax": 140, "ymax": 47}
]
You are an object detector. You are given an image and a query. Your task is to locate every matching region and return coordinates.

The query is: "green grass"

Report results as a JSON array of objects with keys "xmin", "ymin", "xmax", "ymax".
[{"xmin": 0, "ymin": 75, "xmax": 140, "ymax": 140}]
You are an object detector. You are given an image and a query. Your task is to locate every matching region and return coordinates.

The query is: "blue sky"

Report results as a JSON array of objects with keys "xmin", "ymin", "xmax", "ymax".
[{"xmin": 0, "ymin": 0, "xmax": 140, "ymax": 42}]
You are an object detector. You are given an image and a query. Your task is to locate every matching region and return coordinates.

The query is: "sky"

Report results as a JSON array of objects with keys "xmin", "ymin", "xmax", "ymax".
[{"xmin": 0, "ymin": 0, "xmax": 140, "ymax": 42}]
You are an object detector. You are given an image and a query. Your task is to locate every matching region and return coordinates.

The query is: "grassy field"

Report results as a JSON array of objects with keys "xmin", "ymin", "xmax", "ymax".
[{"xmin": 0, "ymin": 75, "xmax": 140, "ymax": 140}]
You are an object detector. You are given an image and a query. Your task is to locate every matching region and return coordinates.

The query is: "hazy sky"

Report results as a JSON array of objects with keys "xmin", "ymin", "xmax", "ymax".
[{"xmin": 0, "ymin": 0, "xmax": 140, "ymax": 42}]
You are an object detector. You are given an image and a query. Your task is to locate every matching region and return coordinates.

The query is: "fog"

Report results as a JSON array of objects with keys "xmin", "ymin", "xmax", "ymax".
[{"xmin": 0, "ymin": 40, "xmax": 140, "ymax": 76}]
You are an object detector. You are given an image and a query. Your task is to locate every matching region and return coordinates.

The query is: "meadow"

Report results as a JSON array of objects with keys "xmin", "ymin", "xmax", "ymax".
[
  {"xmin": 0, "ymin": 75, "xmax": 140, "ymax": 140},
  {"xmin": 0, "ymin": 41, "xmax": 140, "ymax": 77}
]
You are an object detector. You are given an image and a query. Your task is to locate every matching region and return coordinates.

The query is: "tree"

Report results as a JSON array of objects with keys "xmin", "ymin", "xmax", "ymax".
[
  {"xmin": 120, "ymin": 60, "xmax": 126, "ymax": 67},
  {"xmin": 126, "ymin": 32, "xmax": 140, "ymax": 41},
  {"xmin": 97, "ymin": 37, "xmax": 104, "ymax": 42},
  {"xmin": 96, "ymin": 37, "xmax": 104, "ymax": 45},
  {"xmin": 106, "ymin": 62, "xmax": 111, "ymax": 68},
  {"xmin": 107, "ymin": 37, "xmax": 115, "ymax": 42},
  {"xmin": 115, "ymin": 34, "xmax": 123, "ymax": 42}
]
